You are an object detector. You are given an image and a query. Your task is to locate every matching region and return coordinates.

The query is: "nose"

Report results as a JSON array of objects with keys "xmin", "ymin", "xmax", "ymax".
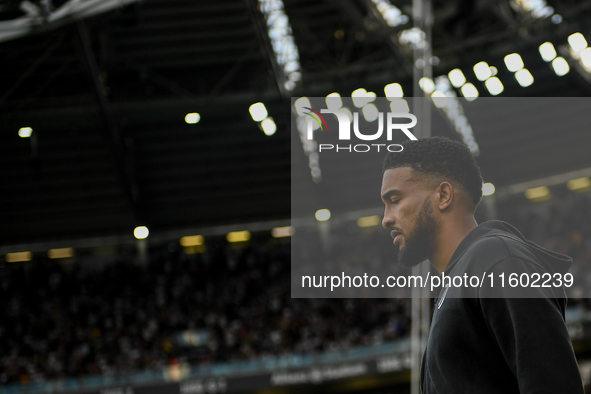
[{"xmin": 382, "ymin": 206, "xmax": 394, "ymax": 229}]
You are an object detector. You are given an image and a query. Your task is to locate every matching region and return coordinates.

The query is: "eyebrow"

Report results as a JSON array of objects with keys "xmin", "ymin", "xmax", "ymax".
[{"xmin": 381, "ymin": 188, "xmax": 401, "ymax": 202}]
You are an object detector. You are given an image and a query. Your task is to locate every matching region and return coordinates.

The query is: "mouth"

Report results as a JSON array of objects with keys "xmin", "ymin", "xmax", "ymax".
[{"xmin": 390, "ymin": 230, "xmax": 403, "ymax": 245}]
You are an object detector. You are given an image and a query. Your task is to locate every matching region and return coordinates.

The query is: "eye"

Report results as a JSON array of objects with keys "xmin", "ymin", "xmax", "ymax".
[{"xmin": 391, "ymin": 199, "xmax": 400, "ymax": 205}]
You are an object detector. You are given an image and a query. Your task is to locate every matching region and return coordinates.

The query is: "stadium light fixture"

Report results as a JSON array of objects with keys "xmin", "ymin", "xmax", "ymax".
[
  {"xmin": 261, "ymin": 117, "xmax": 277, "ymax": 136},
  {"xmin": 294, "ymin": 96, "xmax": 322, "ymax": 183},
  {"xmin": 430, "ymin": 90, "xmax": 447, "ymax": 108},
  {"xmin": 568, "ymin": 33, "xmax": 588, "ymax": 53},
  {"xmin": 180, "ymin": 235, "xmax": 204, "ymax": 247},
  {"xmin": 504, "ymin": 53, "xmax": 524, "ymax": 72},
  {"xmin": 460, "ymin": 83, "xmax": 478, "ymax": 101},
  {"xmin": 258, "ymin": 0, "xmax": 301, "ymax": 91},
  {"xmin": 315, "ymin": 209, "xmax": 331, "ymax": 221},
  {"xmin": 384, "ymin": 83, "xmax": 404, "ymax": 99},
  {"xmin": 227, "ymin": 231, "xmax": 251, "ymax": 243},
  {"xmin": 538, "ymin": 42, "xmax": 557, "ymax": 62},
  {"xmin": 326, "ymin": 92, "xmax": 343, "ymax": 110},
  {"xmin": 134, "ymin": 226, "xmax": 149, "ymax": 239},
  {"xmin": 352, "ymin": 88, "xmax": 376, "ymax": 108},
  {"xmin": 390, "ymin": 99, "xmax": 410, "ymax": 113},
  {"xmin": 48, "ymin": 248, "xmax": 74, "ymax": 259},
  {"xmin": 399, "ymin": 27, "xmax": 427, "ymax": 50},
  {"xmin": 357, "ymin": 215, "xmax": 381, "ymax": 228},
  {"xmin": 484, "ymin": 77, "xmax": 504, "ymax": 95},
  {"xmin": 294, "ymin": 97, "xmax": 312, "ymax": 116},
  {"xmin": 482, "ymin": 183, "xmax": 495, "ymax": 196},
  {"xmin": 525, "ymin": 186, "xmax": 551, "ymax": 201},
  {"xmin": 249, "ymin": 102, "xmax": 268, "ymax": 122},
  {"xmin": 18, "ymin": 127, "xmax": 33, "ymax": 138},
  {"xmin": 448, "ymin": 69, "xmax": 467, "ymax": 88},
  {"xmin": 362, "ymin": 103, "xmax": 379, "ymax": 122},
  {"xmin": 515, "ymin": 69, "xmax": 534, "ymax": 87},
  {"xmin": 184, "ymin": 113, "xmax": 200, "ymax": 124},
  {"xmin": 567, "ymin": 177, "xmax": 591, "ymax": 191},
  {"xmin": 514, "ymin": 0, "xmax": 554, "ymax": 19},
  {"xmin": 419, "ymin": 77, "xmax": 435, "ymax": 94},
  {"xmin": 580, "ymin": 48, "xmax": 591, "ymax": 69},
  {"xmin": 271, "ymin": 226, "xmax": 292, "ymax": 238},
  {"xmin": 551, "ymin": 14, "xmax": 562, "ymax": 24},
  {"xmin": 5, "ymin": 251, "xmax": 32, "ymax": 263},
  {"xmin": 430, "ymin": 75, "xmax": 480, "ymax": 156},
  {"xmin": 371, "ymin": 0, "xmax": 409, "ymax": 27},
  {"xmin": 473, "ymin": 62, "xmax": 491, "ymax": 81},
  {"xmin": 551, "ymin": 57, "xmax": 570, "ymax": 76}
]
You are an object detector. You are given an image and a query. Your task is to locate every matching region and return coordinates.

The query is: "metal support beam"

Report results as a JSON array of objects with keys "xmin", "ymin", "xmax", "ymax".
[
  {"xmin": 245, "ymin": 0, "xmax": 289, "ymax": 98},
  {"xmin": 411, "ymin": 1, "xmax": 433, "ymax": 394},
  {"xmin": 76, "ymin": 21, "xmax": 142, "ymax": 224}
]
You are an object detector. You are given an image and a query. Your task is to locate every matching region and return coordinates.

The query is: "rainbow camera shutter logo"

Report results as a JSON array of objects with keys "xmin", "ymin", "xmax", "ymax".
[{"xmin": 304, "ymin": 107, "xmax": 329, "ymax": 131}]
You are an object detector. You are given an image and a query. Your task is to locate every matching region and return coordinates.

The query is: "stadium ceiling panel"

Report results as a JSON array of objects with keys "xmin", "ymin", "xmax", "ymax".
[{"xmin": 0, "ymin": 0, "xmax": 591, "ymax": 243}]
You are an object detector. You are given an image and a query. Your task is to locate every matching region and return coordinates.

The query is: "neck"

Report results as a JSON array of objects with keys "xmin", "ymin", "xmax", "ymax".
[{"xmin": 429, "ymin": 216, "xmax": 477, "ymax": 273}]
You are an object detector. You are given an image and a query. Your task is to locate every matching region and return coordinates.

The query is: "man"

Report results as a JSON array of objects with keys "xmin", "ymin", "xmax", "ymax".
[{"xmin": 380, "ymin": 136, "xmax": 583, "ymax": 393}]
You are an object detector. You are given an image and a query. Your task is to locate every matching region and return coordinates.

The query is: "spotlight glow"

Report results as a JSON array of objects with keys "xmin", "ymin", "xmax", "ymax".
[
  {"xmin": 384, "ymin": 83, "xmax": 404, "ymax": 98},
  {"xmin": 430, "ymin": 90, "xmax": 447, "ymax": 108},
  {"xmin": 551, "ymin": 57, "xmax": 570, "ymax": 76},
  {"xmin": 482, "ymin": 183, "xmax": 495, "ymax": 196},
  {"xmin": 568, "ymin": 33, "xmax": 588, "ymax": 53},
  {"xmin": 18, "ymin": 127, "xmax": 33, "ymax": 138},
  {"xmin": 134, "ymin": 226, "xmax": 149, "ymax": 239},
  {"xmin": 484, "ymin": 77, "xmax": 504, "ymax": 95},
  {"xmin": 357, "ymin": 215, "xmax": 381, "ymax": 228},
  {"xmin": 448, "ymin": 69, "xmax": 467, "ymax": 88},
  {"xmin": 6, "ymin": 251, "xmax": 32, "ymax": 263},
  {"xmin": 48, "ymin": 248, "xmax": 74, "ymax": 259},
  {"xmin": 460, "ymin": 83, "xmax": 479, "ymax": 101},
  {"xmin": 271, "ymin": 226, "xmax": 292, "ymax": 238},
  {"xmin": 227, "ymin": 231, "xmax": 251, "ymax": 243},
  {"xmin": 390, "ymin": 99, "xmax": 410, "ymax": 113},
  {"xmin": 249, "ymin": 102, "xmax": 268, "ymax": 122},
  {"xmin": 538, "ymin": 42, "xmax": 557, "ymax": 62},
  {"xmin": 362, "ymin": 103, "xmax": 379, "ymax": 122},
  {"xmin": 473, "ymin": 62, "xmax": 491, "ymax": 81},
  {"xmin": 515, "ymin": 68, "xmax": 534, "ymax": 87},
  {"xmin": 261, "ymin": 117, "xmax": 277, "ymax": 135},
  {"xmin": 525, "ymin": 186, "xmax": 551, "ymax": 201},
  {"xmin": 184, "ymin": 113, "xmax": 200, "ymax": 124},
  {"xmin": 504, "ymin": 53, "xmax": 524, "ymax": 72},
  {"xmin": 352, "ymin": 88, "xmax": 376, "ymax": 108},
  {"xmin": 419, "ymin": 77, "xmax": 435, "ymax": 94},
  {"xmin": 326, "ymin": 92, "xmax": 343, "ymax": 110},
  {"xmin": 315, "ymin": 209, "xmax": 331, "ymax": 221},
  {"xmin": 180, "ymin": 235, "xmax": 204, "ymax": 247},
  {"xmin": 580, "ymin": 47, "xmax": 591, "ymax": 68},
  {"xmin": 294, "ymin": 97, "xmax": 312, "ymax": 116},
  {"xmin": 567, "ymin": 177, "xmax": 591, "ymax": 191}
]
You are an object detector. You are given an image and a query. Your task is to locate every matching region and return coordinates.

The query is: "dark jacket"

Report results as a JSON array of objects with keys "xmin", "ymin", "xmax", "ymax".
[{"xmin": 420, "ymin": 220, "xmax": 583, "ymax": 394}]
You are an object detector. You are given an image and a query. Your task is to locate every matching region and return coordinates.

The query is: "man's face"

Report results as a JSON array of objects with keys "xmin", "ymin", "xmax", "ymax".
[{"xmin": 381, "ymin": 167, "xmax": 437, "ymax": 267}]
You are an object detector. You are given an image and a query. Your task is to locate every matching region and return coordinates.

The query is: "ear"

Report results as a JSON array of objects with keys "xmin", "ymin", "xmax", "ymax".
[{"xmin": 436, "ymin": 182, "xmax": 454, "ymax": 211}]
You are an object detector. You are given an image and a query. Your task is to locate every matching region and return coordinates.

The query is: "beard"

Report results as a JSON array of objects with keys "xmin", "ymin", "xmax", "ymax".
[{"xmin": 396, "ymin": 196, "xmax": 436, "ymax": 268}]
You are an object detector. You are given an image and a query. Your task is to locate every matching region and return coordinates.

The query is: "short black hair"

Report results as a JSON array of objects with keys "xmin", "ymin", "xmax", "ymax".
[{"xmin": 382, "ymin": 136, "xmax": 483, "ymax": 207}]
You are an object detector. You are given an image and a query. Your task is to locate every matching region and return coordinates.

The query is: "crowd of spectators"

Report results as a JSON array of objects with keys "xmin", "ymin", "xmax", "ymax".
[
  {"xmin": 2, "ymin": 190, "xmax": 591, "ymax": 385},
  {"xmin": 497, "ymin": 191, "xmax": 591, "ymax": 304},
  {"xmin": 0, "ymin": 235, "xmax": 410, "ymax": 385}
]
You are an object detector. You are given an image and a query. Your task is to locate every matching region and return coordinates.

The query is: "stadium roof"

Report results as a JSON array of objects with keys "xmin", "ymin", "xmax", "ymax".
[{"xmin": 1, "ymin": 0, "xmax": 591, "ymax": 243}]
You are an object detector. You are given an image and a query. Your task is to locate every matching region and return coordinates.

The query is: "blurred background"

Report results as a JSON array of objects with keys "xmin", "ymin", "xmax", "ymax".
[{"xmin": 3, "ymin": 0, "xmax": 591, "ymax": 393}]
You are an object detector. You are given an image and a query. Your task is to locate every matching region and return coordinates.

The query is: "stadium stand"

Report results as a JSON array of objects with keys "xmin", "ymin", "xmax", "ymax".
[{"xmin": 3, "ymin": 190, "xmax": 591, "ymax": 393}]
